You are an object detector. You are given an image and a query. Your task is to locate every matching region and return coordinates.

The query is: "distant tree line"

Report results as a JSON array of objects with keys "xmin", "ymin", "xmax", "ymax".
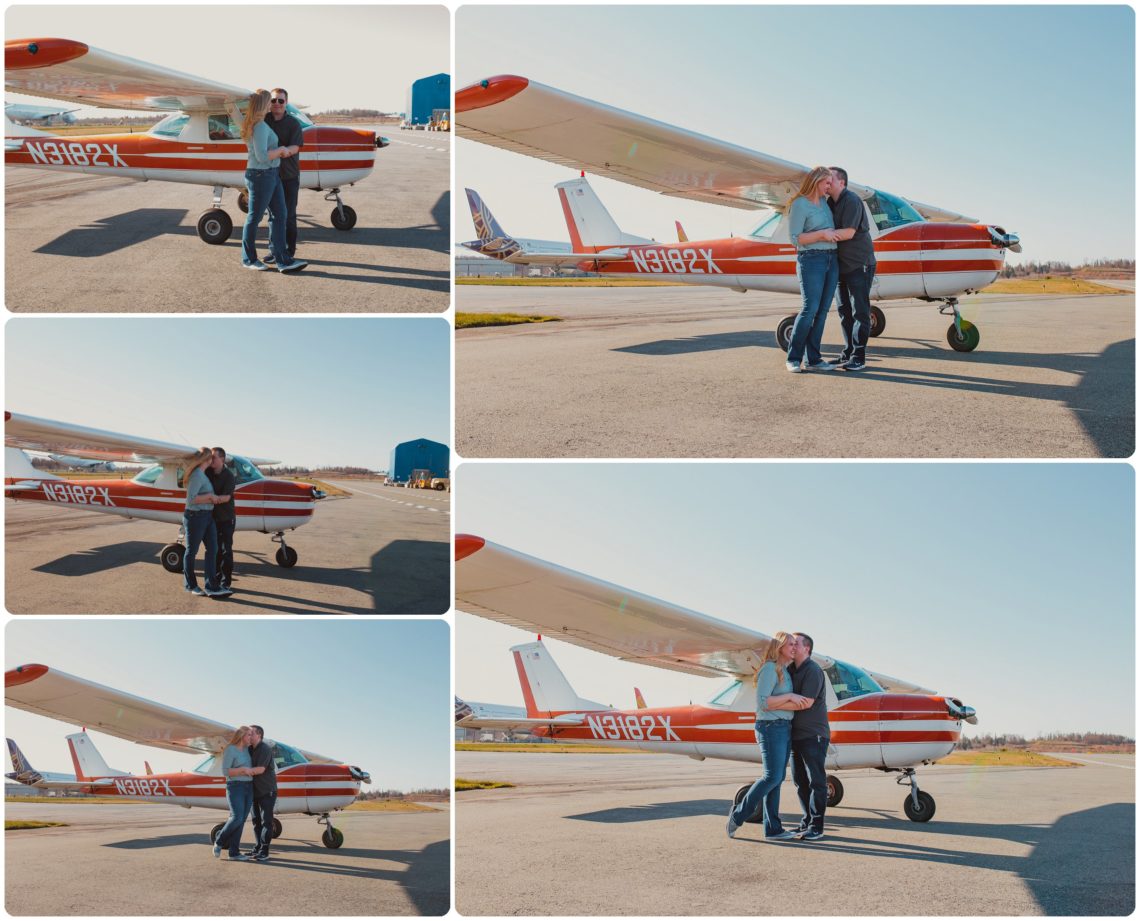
[
  {"xmin": 1001, "ymin": 258, "xmax": 1134, "ymax": 278},
  {"xmin": 262, "ymin": 465, "xmax": 378, "ymax": 477},
  {"xmin": 358, "ymin": 788, "xmax": 449, "ymax": 800},
  {"xmin": 314, "ymin": 108, "xmax": 385, "ymax": 118},
  {"xmin": 959, "ymin": 732, "xmax": 1134, "ymax": 750}
]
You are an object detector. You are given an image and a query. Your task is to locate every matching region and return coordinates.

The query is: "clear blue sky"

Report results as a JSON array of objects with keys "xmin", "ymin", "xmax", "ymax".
[
  {"xmin": 5, "ymin": 619, "xmax": 450, "ymax": 791},
  {"xmin": 5, "ymin": 318, "xmax": 449, "ymax": 469},
  {"xmin": 456, "ymin": 463, "xmax": 1135, "ymax": 739},
  {"xmin": 456, "ymin": 5, "xmax": 1135, "ymax": 264}
]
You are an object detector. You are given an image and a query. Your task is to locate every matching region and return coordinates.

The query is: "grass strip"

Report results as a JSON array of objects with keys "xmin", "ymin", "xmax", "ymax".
[
  {"xmin": 938, "ymin": 750, "xmax": 1080, "ymax": 767},
  {"xmin": 456, "ymin": 312, "xmax": 562, "ymax": 329},
  {"xmin": 6, "ymin": 820, "xmax": 67, "ymax": 830},
  {"xmin": 456, "ymin": 778, "xmax": 515, "ymax": 791}
]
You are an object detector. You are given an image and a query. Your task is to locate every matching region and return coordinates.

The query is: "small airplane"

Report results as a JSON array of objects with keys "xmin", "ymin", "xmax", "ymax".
[
  {"xmin": 5, "ymin": 101, "xmax": 78, "ymax": 127},
  {"xmin": 456, "ymin": 75, "xmax": 1023, "ymax": 353},
  {"xmin": 5, "ymin": 411, "xmax": 323, "ymax": 571},
  {"xmin": 5, "ymin": 37, "xmax": 388, "ymax": 243},
  {"xmin": 6, "ymin": 663, "xmax": 370, "ymax": 848},
  {"xmin": 455, "ymin": 535, "xmax": 978, "ymax": 823},
  {"xmin": 46, "ymin": 453, "xmax": 124, "ymax": 472}
]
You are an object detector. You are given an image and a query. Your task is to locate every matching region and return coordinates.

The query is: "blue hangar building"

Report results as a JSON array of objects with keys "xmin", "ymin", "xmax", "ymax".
[
  {"xmin": 389, "ymin": 438, "xmax": 449, "ymax": 483},
  {"xmin": 405, "ymin": 73, "xmax": 450, "ymax": 127}
]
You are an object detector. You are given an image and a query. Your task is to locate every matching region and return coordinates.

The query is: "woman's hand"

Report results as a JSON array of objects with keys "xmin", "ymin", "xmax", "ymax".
[{"xmin": 250, "ymin": 766, "xmax": 265, "ymax": 775}]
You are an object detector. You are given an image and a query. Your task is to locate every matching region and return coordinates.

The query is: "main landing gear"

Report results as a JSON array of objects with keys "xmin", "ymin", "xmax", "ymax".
[
  {"xmin": 159, "ymin": 529, "xmax": 301, "ymax": 573},
  {"xmin": 195, "ymin": 186, "xmax": 361, "ymax": 244},
  {"xmin": 210, "ymin": 816, "xmax": 282, "ymax": 845},
  {"xmin": 775, "ymin": 306, "xmax": 886, "ymax": 353},
  {"xmin": 940, "ymin": 297, "xmax": 981, "ymax": 352}
]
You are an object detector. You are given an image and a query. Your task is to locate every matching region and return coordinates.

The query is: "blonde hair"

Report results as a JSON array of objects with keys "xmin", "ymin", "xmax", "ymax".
[
  {"xmin": 761, "ymin": 631, "xmax": 795, "ymax": 684},
  {"xmin": 228, "ymin": 725, "xmax": 251, "ymax": 747},
  {"xmin": 240, "ymin": 90, "xmax": 271, "ymax": 141},
  {"xmin": 785, "ymin": 166, "xmax": 832, "ymax": 213},
  {"xmin": 187, "ymin": 446, "xmax": 213, "ymax": 469}
]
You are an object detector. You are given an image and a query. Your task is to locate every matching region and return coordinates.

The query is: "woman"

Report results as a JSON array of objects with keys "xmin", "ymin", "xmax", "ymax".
[
  {"xmin": 726, "ymin": 631, "xmax": 808, "ymax": 840},
  {"xmin": 239, "ymin": 89, "xmax": 305, "ymax": 273},
  {"xmin": 213, "ymin": 726, "xmax": 264, "ymax": 860},
  {"xmin": 183, "ymin": 448, "xmax": 230, "ymax": 598},
  {"xmin": 785, "ymin": 166, "xmax": 841, "ymax": 372}
]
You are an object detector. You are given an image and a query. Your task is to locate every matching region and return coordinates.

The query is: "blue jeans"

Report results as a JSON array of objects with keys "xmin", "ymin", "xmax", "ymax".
[
  {"xmin": 791, "ymin": 733, "xmax": 830, "ymax": 833},
  {"xmin": 279, "ymin": 176, "xmax": 300, "ymax": 259},
  {"xmin": 837, "ymin": 263, "xmax": 877, "ymax": 362},
  {"xmin": 787, "ymin": 250, "xmax": 839, "ymax": 365},
  {"xmin": 217, "ymin": 781, "xmax": 253, "ymax": 856},
  {"xmin": 731, "ymin": 719, "xmax": 791, "ymax": 836},
  {"xmin": 251, "ymin": 791, "xmax": 277, "ymax": 857},
  {"xmin": 241, "ymin": 168, "xmax": 287, "ymax": 265},
  {"xmin": 182, "ymin": 510, "xmax": 219, "ymax": 593}
]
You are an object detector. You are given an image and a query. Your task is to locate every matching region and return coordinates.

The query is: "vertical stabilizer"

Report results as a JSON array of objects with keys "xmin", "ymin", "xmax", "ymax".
[
  {"xmin": 556, "ymin": 178, "xmax": 653, "ymax": 250},
  {"xmin": 67, "ymin": 731, "xmax": 126, "ymax": 780},
  {"xmin": 511, "ymin": 641, "xmax": 608, "ymax": 715},
  {"xmin": 5, "ymin": 447, "xmax": 61, "ymax": 481}
]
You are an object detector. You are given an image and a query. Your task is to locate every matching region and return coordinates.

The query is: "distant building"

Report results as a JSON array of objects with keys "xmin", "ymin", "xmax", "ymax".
[
  {"xmin": 405, "ymin": 74, "xmax": 449, "ymax": 127},
  {"xmin": 389, "ymin": 439, "xmax": 449, "ymax": 484}
]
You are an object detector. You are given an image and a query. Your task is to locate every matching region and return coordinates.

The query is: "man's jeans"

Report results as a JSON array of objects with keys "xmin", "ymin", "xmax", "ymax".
[
  {"xmin": 787, "ymin": 250, "xmax": 839, "ymax": 365},
  {"xmin": 217, "ymin": 781, "xmax": 254, "ymax": 856},
  {"xmin": 251, "ymin": 791, "xmax": 277, "ymax": 857},
  {"xmin": 791, "ymin": 733, "xmax": 830, "ymax": 833},
  {"xmin": 182, "ymin": 510, "xmax": 219, "ymax": 593},
  {"xmin": 836, "ymin": 262, "xmax": 877, "ymax": 362},
  {"xmin": 730, "ymin": 719, "xmax": 791, "ymax": 836},
  {"xmin": 280, "ymin": 176, "xmax": 300, "ymax": 260},
  {"xmin": 214, "ymin": 518, "xmax": 235, "ymax": 587},
  {"xmin": 242, "ymin": 168, "xmax": 287, "ymax": 266}
]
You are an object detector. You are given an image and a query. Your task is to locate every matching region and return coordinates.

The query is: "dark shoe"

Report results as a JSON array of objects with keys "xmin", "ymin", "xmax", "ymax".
[
  {"xmin": 804, "ymin": 360, "xmax": 835, "ymax": 372},
  {"xmin": 206, "ymin": 586, "xmax": 234, "ymax": 598},
  {"xmin": 251, "ymin": 853, "xmax": 269, "ymax": 862},
  {"xmin": 726, "ymin": 811, "xmax": 741, "ymax": 840},
  {"xmin": 264, "ymin": 254, "xmax": 277, "ymax": 265},
  {"xmin": 840, "ymin": 359, "xmax": 866, "ymax": 372},
  {"xmin": 799, "ymin": 828, "xmax": 825, "ymax": 841},
  {"xmin": 833, "ymin": 355, "xmax": 852, "ymax": 368},
  {"xmin": 277, "ymin": 259, "xmax": 308, "ymax": 273}
]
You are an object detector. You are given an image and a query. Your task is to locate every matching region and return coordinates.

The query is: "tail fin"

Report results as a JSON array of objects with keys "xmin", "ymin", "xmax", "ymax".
[
  {"xmin": 7, "ymin": 738, "xmax": 42, "ymax": 784},
  {"xmin": 675, "ymin": 221, "xmax": 689, "ymax": 243},
  {"xmin": 6, "ymin": 447, "xmax": 61, "ymax": 482},
  {"xmin": 555, "ymin": 178, "xmax": 654, "ymax": 250},
  {"xmin": 67, "ymin": 731, "xmax": 126, "ymax": 781},
  {"xmin": 634, "ymin": 688, "xmax": 648, "ymax": 709},
  {"xmin": 511, "ymin": 641, "xmax": 608, "ymax": 715},
  {"xmin": 466, "ymin": 187, "xmax": 511, "ymax": 243},
  {"xmin": 4, "ymin": 112, "xmax": 50, "ymax": 143}
]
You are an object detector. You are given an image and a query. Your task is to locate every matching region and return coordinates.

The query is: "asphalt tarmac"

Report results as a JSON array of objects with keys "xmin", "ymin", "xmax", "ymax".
[
  {"xmin": 4, "ymin": 481, "xmax": 450, "ymax": 615},
  {"xmin": 5, "ymin": 130, "xmax": 450, "ymax": 312},
  {"xmin": 455, "ymin": 286, "xmax": 1135, "ymax": 458},
  {"xmin": 455, "ymin": 751, "xmax": 1135, "ymax": 916},
  {"xmin": 5, "ymin": 802, "xmax": 450, "ymax": 915}
]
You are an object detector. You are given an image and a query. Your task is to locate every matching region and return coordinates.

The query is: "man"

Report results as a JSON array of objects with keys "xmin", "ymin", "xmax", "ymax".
[
  {"xmin": 788, "ymin": 633, "xmax": 830, "ymax": 841},
  {"xmin": 827, "ymin": 167, "xmax": 877, "ymax": 372},
  {"xmin": 205, "ymin": 448, "xmax": 236, "ymax": 591},
  {"xmin": 247, "ymin": 725, "xmax": 278, "ymax": 861},
  {"xmin": 262, "ymin": 88, "xmax": 304, "ymax": 263}
]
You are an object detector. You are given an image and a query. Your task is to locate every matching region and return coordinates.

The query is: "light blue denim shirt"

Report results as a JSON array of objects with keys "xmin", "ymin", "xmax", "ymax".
[
  {"xmin": 754, "ymin": 661, "xmax": 794, "ymax": 721},
  {"xmin": 246, "ymin": 120, "xmax": 280, "ymax": 171},
  {"xmin": 221, "ymin": 744, "xmax": 253, "ymax": 782},
  {"xmin": 184, "ymin": 467, "xmax": 214, "ymax": 511},
  {"xmin": 787, "ymin": 196, "xmax": 837, "ymax": 251}
]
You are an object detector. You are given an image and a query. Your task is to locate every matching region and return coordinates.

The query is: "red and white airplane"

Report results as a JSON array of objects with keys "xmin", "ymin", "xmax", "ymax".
[
  {"xmin": 5, "ymin": 412, "xmax": 322, "ymax": 571},
  {"xmin": 456, "ymin": 75, "xmax": 1022, "ymax": 353},
  {"xmin": 5, "ymin": 37, "xmax": 387, "ymax": 243},
  {"xmin": 6, "ymin": 663, "xmax": 370, "ymax": 848},
  {"xmin": 455, "ymin": 535, "xmax": 977, "ymax": 823}
]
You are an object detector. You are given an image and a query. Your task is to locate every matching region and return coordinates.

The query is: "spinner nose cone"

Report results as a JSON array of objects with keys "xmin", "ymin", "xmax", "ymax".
[
  {"xmin": 947, "ymin": 697, "xmax": 978, "ymax": 725},
  {"xmin": 988, "ymin": 225, "xmax": 1022, "ymax": 253}
]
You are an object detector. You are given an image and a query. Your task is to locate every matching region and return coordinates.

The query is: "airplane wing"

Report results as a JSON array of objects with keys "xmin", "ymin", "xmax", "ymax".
[
  {"xmin": 905, "ymin": 199, "xmax": 977, "ymax": 224},
  {"xmin": 6, "ymin": 664, "xmax": 236, "ymax": 755},
  {"xmin": 866, "ymin": 669, "xmax": 937, "ymax": 695},
  {"xmin": 504, "ymin": 250, "xmax": 628, "ymax": 266},
  {"xmin": 6, "ymin": 38, "xmax": 251, "ymax": 112},
  {"xmin": 455, "ymin": 535, "xmax": 774, "ymax": 680}
]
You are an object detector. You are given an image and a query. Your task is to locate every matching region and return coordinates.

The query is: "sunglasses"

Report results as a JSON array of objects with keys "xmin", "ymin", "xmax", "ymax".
[{"xmin": 271, "ymin": 98, "xmax": 286, "ymax": 104}]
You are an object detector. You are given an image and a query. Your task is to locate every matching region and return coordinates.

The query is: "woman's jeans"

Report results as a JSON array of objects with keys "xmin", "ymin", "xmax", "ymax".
[
  {"xmin": 216, "ymin": 780, "xmax": 254, "ymax": 856},
  {"xmin": 182, "ymin": 510, "xmax": 219, "ymax": 593},
  {"xmin": 787, "ymin": 250, "xmax": 839, "ymax": 365},
  {"xmin": 731, "ymin": 718, "xmax": 791, "ymax": 836},
  {"xmin": 242, "ymin": 168, "xmax": 287, "ymax": 265}
]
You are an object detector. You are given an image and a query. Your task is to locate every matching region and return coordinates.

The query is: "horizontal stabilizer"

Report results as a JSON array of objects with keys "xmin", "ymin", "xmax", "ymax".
[{"xmin": 503, "ymin": 249, "xmax": 627, "ymax": 266}]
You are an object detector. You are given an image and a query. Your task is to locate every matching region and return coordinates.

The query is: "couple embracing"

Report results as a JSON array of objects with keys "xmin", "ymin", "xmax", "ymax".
[{"xmin": 213, "ymin": 725, "xmax": 278, "ymax": 862}]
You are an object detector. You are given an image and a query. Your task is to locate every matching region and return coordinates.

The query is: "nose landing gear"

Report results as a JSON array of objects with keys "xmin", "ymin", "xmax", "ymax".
[
  {"xmin": 317, "ymin": 812, "xmax": 344, "ymax": 848},
  {"xmin": 940, "ymin": 297, "xmax": 980, "ymax": 352},
  {"xmin": 894, "ymin": 767, "xmax": 936, "ymax": 822},
  {"xmin": 325, "ymin": 189, "xmax": 357, "ymax": 231},
  {"xmin": 272, "ymin": 531, "xmax": 299, "ymax": 568}
]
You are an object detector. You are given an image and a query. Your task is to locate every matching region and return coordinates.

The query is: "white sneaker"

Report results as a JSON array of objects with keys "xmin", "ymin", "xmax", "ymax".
[
  {"xmin": 785, "ymin": 361, "xmax": 803, "ymax": 373},
  {"xmin": 804, "ymin": 360, "xmax": 835, "ymax": 372},
  {"xmin": 243, "ymin": 260, "xmax": 269, "ymax": 271}
]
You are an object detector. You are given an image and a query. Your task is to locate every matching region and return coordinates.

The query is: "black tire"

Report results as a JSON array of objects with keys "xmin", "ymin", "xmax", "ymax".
[
  {"xmin": 330, "ymin": 204, "xmax": 357, "ymax": 231},
  {"xmin": 903, "ymin": 790, "xmax": 936, "ymax": 822},
  {"xmin": 947, "ymin": 320, "xmax": 980, "ymax": 352},
  {"xmin": 433, "ymin": 482, "xmax": 445, "ymax": 491},
  {"xmin": 733, "ymin": 782, "xmax": 762, "ymax": 824},
  {"xmin": 271, "ymin": 817, "xmax": 282, "ymax": 839},
  {"xmin": 160, "ymin": 543, "xmax": 185, "ymax": 574},
  {"xmin": 869, "ymin": 305, "xmax": 886, "ymax": 338},
  {"xmin": 209, "ymin": 822, "xmax": 225, "ymax": 845},
  {"xmin": 776, "ymin": 316, "xmax": 796, "ymax": 352},
  {"xmin": 275, "ymin": 546, "xmax": 299, "ymax": 568},
  {"xmin": 197, "ymin": 209, "xmax": 233, "ymax": 245},
  {"xmin": 237, "ymin": 190, "xmax": 249, "ymax": 214},
  {"xmin": 321, "ymin": 827, "xmax": 344, "ymax": 849},
  {"xmin": 826, "ymin": 774, "xmax": 844, "ymax": 807}
]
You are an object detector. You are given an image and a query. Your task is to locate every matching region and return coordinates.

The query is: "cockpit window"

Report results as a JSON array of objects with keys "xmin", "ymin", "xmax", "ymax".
[
  {"xmin": 709, "ymin": 680, "xmax": 744, "ymax": 708},
  {"xmin": 208, "ymin": 113, "xmax": 240, "ymax": 140},
  {"xmin": 748, "ymin": 212, "xmax": 783, "ymax": 240},
  {"xmin": 193, "ymin": 753, "xmax": 220, "ymax": 775},
  {"xmin": 133, "ymin": 465, "xmax": 163, "ymax": 485},
  {"xmin": 864, "ymin": 189, "xmax": 924, "ymax": 232},
  {"xmin": 229, "ymin": 455, "xmax": 264, "ymax": 485},
  {"xmin": 285, "ymin": 103, "xmax": 314, "ymax": 128},
  {"xmin": 824, "ymin": 660, "xmax": 884, "ymax": 701},
  {"xmin": 272, "ymin": 742, "xmax": 308, "ymax": 769},
  {"xmin": 152, "ymin": 113, "xmax": 190, "ymax": 138}
]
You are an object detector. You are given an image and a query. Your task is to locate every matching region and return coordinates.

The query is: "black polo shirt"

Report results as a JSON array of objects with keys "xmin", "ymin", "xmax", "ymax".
[
  {"xmin": 828, "ymin": 187, "xmax": 876, "ymax": 274},
  {"xmin": 263, "ymin": 112, "xmax": 304, "ymax": 182},
  {"xmin": 248, "ymin": 741, "xmax": 278, "ymax": 796},
  {"xmin": 789, "ymin": 657, "xmax": 830, "ymax": 741},
  {"xmin": 205, "ymin": 466, "xmax": 236, "ymax": 524}
]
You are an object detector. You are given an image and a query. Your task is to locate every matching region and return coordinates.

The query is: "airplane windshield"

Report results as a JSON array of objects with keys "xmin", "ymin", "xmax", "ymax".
[
  {"xmin": 708, "ymin": 680, "xmax": 744, "ymax": 707},
  {"xmin": 151, "ymin": 113, "xmax": 189, "ymax": 138},
  {"xmin": 272, "ymin": 742, "xmax": 308, "ymax": 769},
  {"xmin": 229, "ymin": 456, "xmax": 264, "ymax": 485},
  {"xmin": 193, "ymin": 754, "xmax": 221, "ymax": 775},
  {"xmin": 133, "ymin": 465, "xmax": 163, "ymax": 485},
  {"xmin": 747, "ymin": 212, "xmax": 783, "ymax": 240},
  {"xmin": 864, "ymin": 189, "xmax": 924, "ymax": 232},
  {"xmin": 824, "ymin": 659, "xmax": 884, "ymax": 701},
  {"xmin": 286, "ymin": 103, "xmax": 314, "ymax": 128}
]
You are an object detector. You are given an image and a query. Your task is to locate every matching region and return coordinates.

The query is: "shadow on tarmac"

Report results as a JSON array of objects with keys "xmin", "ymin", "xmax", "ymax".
[
  {"xmin": 34, "ymin": 209, "xmax": 189, "ymax": 256},
  {"xmin": 32, "ymin": 541, "xmax": 164, "ymax": 577},
  {"xmin": 370, "ymin": 539, "xmax": 449, "ymax": 616}
]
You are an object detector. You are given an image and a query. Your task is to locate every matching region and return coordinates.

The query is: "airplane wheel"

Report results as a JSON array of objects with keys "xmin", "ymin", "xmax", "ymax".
[
  {"xmin": 903, "ymin": 790, "xmax": 936, "ymax": 822},
  {"xmin": 826, "ymin": 774, "xmax": 844, "ymax": 807},
  {"xmin": 733, "ymin": 782, "xmax": 762, "ymax": 824},
  {"xmin": 237, "ymin": 190, "xmax": 249, "ymax": 214},
  {"xmin": 160, "ymin": 543, "xmax": 186, "ymax": 574},
  {"xmin": 869, "ymin": 305, "xmax": 886, "ymax": 338},
  {"xmin": 209, "ymin": 822, "xmax": 225, "ymax": 844},
  {"xmin": 275, "ymin": 546, "xmax": 298, "ymax": 568},
  {"xmin": 776, "ymin": 316, "xmax": 796, "ymax": 352},
  {"xmin": 197, "ymin": 209, "xmax": 233, "ymax": 245},
  {"xmin": 271, "ymin": 817, "xmax": 282, "ymax": 839},
  {"xmin": 322, "ymin": 827, "xmax": 345, "ymax": 849},
  {"xmin": 330, "ymin": 205, "xmax": 357, "ymax": 231},
  {"xmin": 947, "ymin": 320, "xmax": 980, "ymax": 353}
]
